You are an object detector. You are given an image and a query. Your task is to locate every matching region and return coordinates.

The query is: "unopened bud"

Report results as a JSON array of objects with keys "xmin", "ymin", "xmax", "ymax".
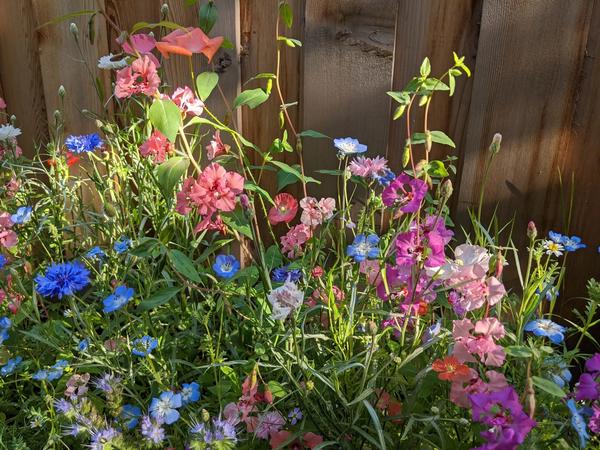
[
  {"xmin": 425, "ymin": 131, "xmax": 432, "ymax": 152},
  {"xmin": 440, "ymin": 179, "xmax": 453, "ymax": 200},
  {"xmin": 201, "ymin": 409, "xmax": 210, "ymax": 422},
  {"xmin": 116, "ymin": 31, "xmax": 128, "ymax": 46},
  {"xmin": 431, "ymin": 406, "xmax": 439, "ymax": 414},
  {"xmin": 402, "ymin": 142, "xmax": 410, "ymax": 168},
  {"xmin": 527, "ymin": 221, "xmax": 537, "ymax": 240},
  {"xmin": 489, "ymin": 133, "xmax": 502, "ymax": 154},
  {"xmin": 495, "ymin": 252, "xmax": 504, "ymax": 278},
  {"xmin": 161, "ymin": 3, "xmax": 169, "ymax": 17},
  {"xmin": 69, "ymin": 22, "xmax": 79, "ymax": 40},
  {"xmin": 103, "ymin": 203, "xmax": 118, "ymax": 217},
  {"xmin": 305, "ymin": 380, "xmax": 314, "ymax": 391},
  {"xmin": 367, "ymin": 320, "xmax": 378, "ymax": 335},
  {"xmin": 9, "ymin": 115, "xmax": 16, "ymax": 125},
  {"xmin": 58, "ymin": 85, "xmax": 66, "ymax": 98},
  {"xmin": 53, "ymin": 110, "xmax": 61, "ymax": 122}
]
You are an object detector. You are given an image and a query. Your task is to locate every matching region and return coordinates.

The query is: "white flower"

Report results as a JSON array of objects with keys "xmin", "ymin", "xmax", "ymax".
[
  {"xmin": 543, "ymin": 239, "xmax": 564, "ymax": 257},
  {"xmin": 0, "ymin": 124, "xmax": 21, "ymax": 142},
  {"xmin": 98, "ymin": 53, "xmax": 128, "ymax": 70},
  {"xmin": 267, "ymin": 280, "xmax": 304, "ymax": 320}
]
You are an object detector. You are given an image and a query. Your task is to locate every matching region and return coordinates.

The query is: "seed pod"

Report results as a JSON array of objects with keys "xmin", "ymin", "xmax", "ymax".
[{"xmin": 402, "ymin": 142, "xmax": 410, "ymax": 168}]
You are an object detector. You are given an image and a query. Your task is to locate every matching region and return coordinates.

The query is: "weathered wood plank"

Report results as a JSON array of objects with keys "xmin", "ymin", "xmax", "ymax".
[
  {"xmin": 387, "ymin": 0, "xmax": 482, "ymax": 170},
  {"xmin": 0, "ymin": 0, "xmax": 49, "ymax": 154},
  {"xmin": 302, "ymin": 0, "xmax": 396, "ymax": 198}
]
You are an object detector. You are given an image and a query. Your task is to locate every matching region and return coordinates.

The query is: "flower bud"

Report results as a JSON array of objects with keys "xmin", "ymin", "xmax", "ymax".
[
  {"xmin": 489, "ymin": 133, "xmax": 502, "ymax": 154},
  {"xmin": 402, "ymin": 142, "xmax": 410, "ymax": 168},
  {"xmin": 201, "ymin": 409, "xmax": 210, "ymax": 422},
  {"xmin": 58, "ymin": 85, "xmax": 66, "ymax": 98},
  {"xmin": 527, "ymin": 221, "xmax": 537, "ymax": 240},
  {"xmin": 367, "ymin": 320, "xmax": 378, "ymax": 335},
  {"xmin": 69, "ymin": 22, "xmax": 79, "ymax": 40},
  {"xmin": 305, "ymin": 380, "xmax": 314, "ymax": 391},
  {"xmin": 431, "ymin": 406, "xmax": 439, "ymax": 414},
  {"xmin": 311, "ymin": 266, "xmax": 324, "ymax": 278},
  {"xmin": 9, "ymin": 115, "xmax": 17, "ymax": 125},
  {"xmin": 53, "ymin": 110, "xmax": 62, "ymax": 122},
  {"xmin": 161, "ymin": 3, "xmax": 169, "ymax": 18},
  {"xmin": 103, "ymin": 203, "xmax": 118, "ymax": 217},
  {"xmin": 440, "ymin": 179, "xmax": 453, "ymax": 200}
]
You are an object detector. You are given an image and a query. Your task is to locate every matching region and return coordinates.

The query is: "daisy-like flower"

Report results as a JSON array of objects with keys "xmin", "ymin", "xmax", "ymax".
[
  {"xmin": 542, "ymin": 239, "xmax": 564, "ymax": 257},
  {"xmin": 97, "ymin": 53, "xmax": 128, "ymax": 70},
  {"xmin": 346, "ymin": 233, "xmax": 380, "ymax": 263},
  {"xmin": 333, "ymin": 137, "xmax": 367, "ymax": 157},
  {"xmin": 268, "ymin": 280, "xmax": 304, "ymax": 320},
  {"xmin": 0, "ymin": 124, "xmax": 21, "ymax": 142},
  {"xmin": 213, "ymin": 254, "xmax": 240, "ymax": 279},
  {"xmin": 149, "ymin": 391, "xmax": 182, "ymax": 424},
  {"xmin": 103, "ymin": 285, "xmax": 135, "ymax": 313},
  {"xmin": 34, "ymin": 261, "xmax": 91, "ymax": 299},
  {"xmin": 180, "ymin": 381, "xmax": 201, "ymax": 405},
  {"xmin": 65, "ymin": 133, "xmax": 104, "ymax": 154},
  {"xmin": 562, "ymin": 235, "xmax": 586, "ymax": 252},
  {"xmin": 131, "ymin": 335, "xmax": 158, "ymax": 357},
  {"xmin": 288, "ymin": 407, "xmax": 303, "ymax": 425},
  {"xmin": 268, "ymin": 193, "xmax": 298, "ymax": 225},
  {"xmin": 139, "ymin": 130, "xmax": 173, "ymax": 164},
  {"xmin": 524, "ymin": 319, "xmax": 566, "ymax": 344}
]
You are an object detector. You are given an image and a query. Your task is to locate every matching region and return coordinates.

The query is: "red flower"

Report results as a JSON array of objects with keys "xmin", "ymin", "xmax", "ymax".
[
  {"xmin": 268, "ymin": 193, "xmax": 298, "ymax": 225},
  {"xmin": 139, "ymin": 130, "xmax": 173, "ymax": 164},
  {"xmin": 431, "ymin": 356, "xmax": 471, "ymax": 382}
]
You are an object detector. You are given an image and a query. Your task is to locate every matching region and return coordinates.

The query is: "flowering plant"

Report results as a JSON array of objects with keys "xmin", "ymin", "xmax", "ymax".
[{"xmin": 0, "ymin": 4, "xmax": 599, "ymax": 450}]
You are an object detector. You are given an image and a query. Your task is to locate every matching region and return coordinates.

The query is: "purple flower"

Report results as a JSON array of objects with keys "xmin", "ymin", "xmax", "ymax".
[
  {"xmin": 94, "ymin": 373, "xmax": 121, "ymax": 393},
  {"xmin": 575, "ymin": 373, "xmax": 600, "ymax": 401},
  {"xmin": 288, "ymin": 407, "xmax": 303, "ymax": 425},
  {"xmin": 90, "ymin": 427, "xmax": 120, "ymax": 450},
  {"xmin": 382, "ymin": 173, "xmax": 428, "ymax": 212},
  {"xmin": 395, "ymin": 229, "xmax": 445, "ymax": 268},
  {"xmin": 585, "ymin": 353, "xmax": 600, "ymax": 375},
  {"xmin": 140, "ymin": 415, "xmax": 166, "ymax": 445},
  {"xmin": 589, "ymin": 404, "xmax": 600, "ymax": 434}
]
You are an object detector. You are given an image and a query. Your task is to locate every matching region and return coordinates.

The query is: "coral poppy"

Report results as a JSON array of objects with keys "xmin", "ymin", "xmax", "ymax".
[
  {"xmin": 268, "ymin": 193, "xmax": 298, "ymax": 225},
  {"xmin": 431, "ymin": 356, "xmax": 471, "ymax": 382},
  {"xmin": 156, "ymin": 27, "xmax": 224, "ymax": 62}
]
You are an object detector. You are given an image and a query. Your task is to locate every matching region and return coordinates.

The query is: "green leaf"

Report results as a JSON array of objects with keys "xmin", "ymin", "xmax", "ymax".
[
  {"xmin": 267, "ymin": 380, "xmax": 287, "ymax": 398},
  {"xmin": 196, "ymin": 72, "xmax": 219, "ymax": 101},
  {"xmin": 279, "ymin": 1, "xmax": 293, "ymax": 28},
  {"xmin": 156, "ymin": 157, "xmax": 190, "ymax": 199},
  {"xmin": 131, "ymin": 20, "xmax": 185, "ymax": 34},
  {"xmin": 244, "ymin": 180, "xmax": 275, "ymax": 205},
  {"xmin": 427, "ymin": 160, "xmax": 449, "ymax": 178},
  {"xmin": 421, "ymin": 78, "xmax": 450, "ymax": 92},
  {"xmin": 149, "ymin": 98, "xmax": 181, "ymax": 142},
  {"xmin": 532, "ymin": 376, "xmax": 566, "ymax": 398},
  {"xmin": 271, "ymin": 160, "xmax": 320, "ymax": 185},
  {"xmin": 420, "ymin": 57, "xmax": 431, "ymax": 77},
  {"xmin": 221, "ymin": 209, "xmax": 253, "ymax": 238},
  {"xmin": 264, "ymin": 245, "xmax": 283, "ymax": 269},
  {"xmin": 387, "ymin": 91, "xmax": 410, "ymax": 104},
  {"xmin": 505, "ymin": 345, "xmax": 533, "ymax": 358},
  {"xmin": 199, "ymin": 1, "xmax": 218, "ymax": 34},
  {"xmin": 298, "ymin": 129, "xmax": 329, "ymax": 139},
  {"xmin": 233, "ymin": 88, "xmax": 269, "ymax": 109},
  {"xmin": 129, "ymin": 237, "xmax": 164, "ymax": 258},
  {"xmin": 138, "ymin": 286, "xmax": 181, "ymax": 311},
  {"xmin": 277, "ymin": 36, "xmax": 302, "ymax": 47},
  {"xmin": 362, "ymin": 399, "xmax": 387, "ymax": 450},
  {"xmin": 412, "ymin": 131, "xmax": 456, "ymax": 148},
  {"xmin": 277, "ymin": 166, "xmax": 299, "ymax": 191},
  {"xmin": 393, "ymin": 104, "xmax": 406, "ymax": 120},
  {"xmin": 169, "ymin": 250, "xmax": 202, "ymax": 283},
  {"xmin": 448, "ymin": 74, "xmax": 456, "ymax": 96}
]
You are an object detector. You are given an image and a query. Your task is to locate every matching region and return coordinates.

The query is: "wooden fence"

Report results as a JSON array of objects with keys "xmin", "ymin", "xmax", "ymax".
[{"xmin": 1, "ymin": 0, "xmax": 599, "ymax": 301}]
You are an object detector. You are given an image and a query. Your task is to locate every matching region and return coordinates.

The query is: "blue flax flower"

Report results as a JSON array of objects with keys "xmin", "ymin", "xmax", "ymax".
[
  {"xmin": 544, "ymin": 357, "xmax": 572, "ymax": 388},
  {"xmin": 35, "ymin": 261, "xmax": 91, "ymax": 299},
  {"xmin": 213, "ymin": 254, "xmax": 240, "ymax": 279},
  {"xmin": 567, "ymin": 399, "xmax": 589, "ymax": 448},
  {"xmin": 347, "ymin": 233, "xmax": 380, "ymax": 262},
  {"xmin": 113, "ymin": 237, "xmax": 131, "ymax": 254},
  {"xmin": 0, "ymin": 316, "xmax": 11, "ymax": 345},
  {"xmin": 149, "ymin": 391, "xmax": 182, "ymax": 424},
  {"xmin": 140, "ymin": 415, "xmax": 166, "ymax": 445},
  {"xmin": 103, "ymin": 285, "xmax": 134, "ymax": 313},
  {"xmin": 524, "ymin": 319, "xmax": 566, "ymax": 344},
  {"xmin": 121, "ymin": 404, "xmax": 142, "ymax": 430},
  {"xmin": 548, "ymin": 231, "xmax": 586, "ymax": 252},
  {"xmin": 0, "ymin": 356, "xmax": 22, "ymax": 377},
  {"xmin": 181, "ymin": 381, "xmax": 201, "ymax": 405},
  {"xmin": 0, "ymin": 254, "xmax": 7, "ymax": 270},
  {"xmin": 32, "ymin": 359, "xmax": 68, "ymax": 382},
  {"xmin": 86, "ymin": 246, "xmax": 106, "ymax": 261},
  {"xmin": 131, "ymin": 336, "xmax": 158, "ymax": 357},
  {"xmin": 288, "ymin": 407, "xmax": 303, "ymax": 425},
  {"xmin": 11, "ymin": 206, "xmax": 32, "ymax": 224},
  {"xmin": 65, "ymin": 133, "xmax": 104, "ymax": 154},
  {"xmin": 271, "ymin": 265, "xmax": 302, "ymax": 283},
  {"xmin": 77, "ymin": 339, "xmax": 89, "ymax": 352},
  {"xmin": 333, "ymin": 137, "xmax": 367, "ymax": 157}
]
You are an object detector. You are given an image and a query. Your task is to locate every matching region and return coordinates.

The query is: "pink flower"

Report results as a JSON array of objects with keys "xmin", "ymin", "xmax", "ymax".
[
  {"xmin": 395, "ymin": 229, "xmax": 446, "ymax": 268},
  {"xmin": 348, "ymin": 156, "xmax": 388, "ymax": 178},
  {"xmin": 120, "ymin": 33, "xmax": 160, "ymax": 67},
  {"xmin": 254, "ymin": 411, "xmax": 285, "ymax": 439},
  {"xmin": 194, "ymin": 213, "xmax": 226, "ymax": 234},
  {"xmin": 114, "ymin": 56, "xmax": 160, "ymax": 99},
  {"xmin": 0, "ymin": 212, "xmax": 16, "ymax": 248},
  {"xmin": 189, "ymin": 163, "xmax": 245, "ymax": 215},
  {"xmin": 5, "ymin": 176, "xmax": 19, "ymax": 198},
  {"xmin": 205, "ymin": 130, "xmax": 230, "ymax": 160},
  {"xmin": 450, "ymin": 369, "xmax": 508, "ymax": 408},
  {"xmin": 452, "ymin": 318, "xmax": 505, "ymax": 367},
  {"xmin": 268, "ymin": 193, "xmax": 298, "ymax": 225},
  {"xmin": 281, "ymin": 224, "xmax": 312, "ymax": 258},
  {"xmin": 299, "ymin": 197, "xmax": 335, "ymax": 227},
  {"xmin": 382, "ymin": 173, "xmax": 428, "ymax": 212},
  {"xmin": 156, "ymin": 27, "xmax": 224, "ymax": 62},
  {"xmin": 176, "ymin": 177, "xmax": 196, "ymax": 215},
  {"xmin": 139, "ymin": 130, "xmax": 173, "ymax": 164},
  {"xmin": 0, "ymin": 98, "xmax": 6, "ymax": 109},
  {"xmin": 169, "ymin": 86, "xmax": 204, "ymax": 116}
]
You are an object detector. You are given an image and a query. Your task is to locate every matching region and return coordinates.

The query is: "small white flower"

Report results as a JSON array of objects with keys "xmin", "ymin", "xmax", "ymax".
[
  {"xmin": 98, "ymin": 53, "xmax": 128, "ymax": 70},
  {"xmin": 543, "ymin": 239, "xmax": 564, "ymax": 257},
  {"xmin": 0, "ymin": 124, "xmax": 21, "ymax": 142},
  {"xmin": 267, "ymin": 280, "xmax": 304, "ymax": 320}
]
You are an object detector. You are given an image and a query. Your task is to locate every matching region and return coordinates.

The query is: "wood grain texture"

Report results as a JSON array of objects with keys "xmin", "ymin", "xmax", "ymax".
[
  {"xmin": 302, "ymin": 0, "xmax": 396, "ymax": 198},
  {"xmin": 387, "ymin": 0, "xmax": 482, "ymax": 170},
  {"xmin": 32, "ymin": 0, "xmax": 112, "ymax": 135},
  {"xmin": 0, "ymin": 0, "xmax": 49, "ymax": 155}
]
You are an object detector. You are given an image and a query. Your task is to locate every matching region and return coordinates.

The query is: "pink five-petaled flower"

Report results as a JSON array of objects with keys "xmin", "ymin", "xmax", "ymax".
[
  {"xmin": 268, "ymin": 193, "xmax": 298, "ymax": 225},
  {"xmin": 139, "ymin": 130, "xmax": 173, "ymax": 164},
  {"xmin": 280, "ymin": 224, "xmax": 312, "ymax": 258},
  {"xmin": 155, "ymin": 27, "xmax": 224, "ymax": 62},
  {"xmin": 188, "ymin": 163, "xmax": 245, "ymax": 215},
  {"xmin": 115, "ymin": 56, "xmax": 160, "ymax": 99},
  {"xmin": 0, "ymin": 212, "xmax": 17, "ymax": 249},
  {"xmin": 382, "ymin": 173, "xmax": 428, "ymax": 212},
  {"xmin": 168, "ymin": 86, "xmax": 204, "ymax": 117},
  {"xmin": 205, "ymin": 130, "xmax": 230, "ymax": 160},
  {"xmin": 119, "ymin": 33, "xmax": 160, "ymax": 67},
  {"xmin": 299, "ymin": 197, "xmax": 335, "ymax": 227}
]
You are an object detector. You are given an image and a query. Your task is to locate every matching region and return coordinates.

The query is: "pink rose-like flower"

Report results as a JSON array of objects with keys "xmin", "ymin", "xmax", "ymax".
[
  {"xmin": 205, "ymin": 130, "xmax": 230, "ymax": 160},
  {"xmin": 176, "ymin": 177, "xmax": 196, "ymax": 215},
  {"xmin": 299, "ymin": 196, "xmax": 335, "ymax": 227},
  {"xmin": 382, "ymin": 173, "xmax": 428, "ymax": 212},
  {"xmin": 170, "ymin": 86, "xmax": 204, "ymax": 116},
  {"xmin": 189, "ymin": 163, "xmax": 245, "ymax": 215},
  {"xmin": 268, "ymin": 193, "xmax": 298, "ymax": 225},
  {"xmin": 156, "ymin": 27, "xmax": 224, "ymax": 62},
  {"xmin": 114, "ymin": 55, "xmax": 160, "ymax": 99},
  {"xmin": 139, "ymin": 130, "xmax": 173, "ymax": 164},
  {"xmin": 0, "ymin": 212, "xmax": 17, "ymax": 248},
  {"xmin": 281, "ymin": 223, "xmax": 312, "ymax": 258}
]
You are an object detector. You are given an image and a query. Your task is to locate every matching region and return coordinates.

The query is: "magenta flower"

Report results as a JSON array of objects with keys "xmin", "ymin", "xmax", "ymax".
[
  {"xmin": 589, "ymin": 404, "xmax": 600, "ymax": 434},
  {"xmin": 575, "ymin": 373, "xmax": 600, "ymax": 401},
  {"xmin": 382, "ymin": 173, "xmax": 427, "ymax": 212},
  {"xmin": 395, "ymin": 228, "xmax": 446, "ymax": 268},
  {"xmin": 585, "ymin": 353, "xmax": 600, "ymax": 375}
]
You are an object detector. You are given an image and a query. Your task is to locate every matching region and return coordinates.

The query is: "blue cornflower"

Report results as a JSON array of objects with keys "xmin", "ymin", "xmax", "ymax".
[
  {"xmin": 180, "ymin": 381, "xmax": 201, "ymax": 405},
  {"xmin": 0, "ymin": 316, "xmax": 11, "ymax": 345},
  {"xmin": 113, "ymin": 237, "xmax": 131, "ymax": 254},
  {"xmin": 34, "ymin": 261, "xmax": 91, "ymax": 299},
  {"xmin": 333, "ymin": 137, "xmax": 367, "ymax": 157},
  {"xmin": 271, "ymin": 265, "xmax": 302, "ymax": 283},
  {"xmin": 11, "ymin": 206, "xmax": 32, "ymax": 224},
  {"xmin": 0, "ymin": 254, "xmax": 6, "ymax": 269},
  {"xmin": 131, "ymin": 336, "xmax": 158, "ymax": 357},
  {"xmin": 90, "ymin": 427, "xmax": 121, "ymax": 449},
  {"xmin": 77, "ymin": 339, "xmax": 89, "ymax": 352},
  {"xmin": 121, "ymin": 404, "xmax": 142, "ymax": 430},
  {"xmin": 149, "ymin": 391, "xmax": 182, "ymax": 424},
  {"xmin": 288, "ymin": 407, "xmax": 303, "ymax": 425},
  {"xmin": 567, "ymin": 399, "xmax": 589, "ymax": 448},
  {"xmin": 347, "ymin": 233, "xmax": 380, "ymax": 262},
  {"xmin": 33, "ymin": 359, "xmax": 68, "ymax": 382},
  {"xmin": 65, "ymin": 133, "xmax": 104, "ymax": 154},
  {"xmin": 562, "ymin": 235, "xmax": 586, "ymax": 252},
  {"xmin": 374, "ymin": 168, "xmax": 396, "ymax": 186},
  {"xmin": 524, "ymin": 319, "xmax": 566, "ymax": 344},
  {"xmin": 86, "ymin": 246, "xmax": 106, "ymax": 261},
  {"xmin": 103, "ymin": 285, "xmax": 134, "ymax": 313},
  {"xmin": 213, "ymin": 254, "xmax": 240, "ymax": 279},
  {"xmin": 0, "ymin": 356, "xmax": 22, "ymax": 377},
  {"xmin": 140, "ymin": 415, "xmax": 166, "ymax": 445}
]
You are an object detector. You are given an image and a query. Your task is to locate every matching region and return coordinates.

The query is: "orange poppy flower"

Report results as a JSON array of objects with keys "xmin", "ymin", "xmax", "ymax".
[
  {"xmin": 431, "ymin": 355, "xmax": 471, "ymax": 382},
  {"xmin": 156, "ymin": 27, "xmax": 224, "ymax": 62}
]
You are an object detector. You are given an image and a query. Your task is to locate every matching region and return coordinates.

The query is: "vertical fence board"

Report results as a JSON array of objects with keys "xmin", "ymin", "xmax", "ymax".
[
  {"xmin": 32, "ymin": 0, "xmax": 112, "ymax": 135},
  {"xmin": 0, "ymin": 0, "xmax": 48, "ymax": 154},
  {"xmin": 302, "ymin": 0, "xmax": 396, "ymax": 198},
  {"xmin": 387, "ymin": 0, "xmax": 482, "ymax": 170},
  {"xmin": 104, "ymin": 0, "xmax": 161, "ymax": 51}
]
